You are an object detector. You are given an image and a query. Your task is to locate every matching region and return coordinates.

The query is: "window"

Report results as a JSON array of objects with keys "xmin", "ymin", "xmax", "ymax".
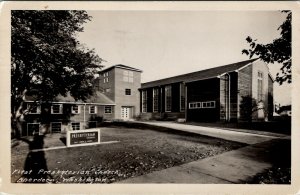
[
  {"xmin": 153, "ymin": 88, "xmax": 159, "ymax": 112},
  {"xmin": 142, "ymin": 90, "xmax": 147, "ymax": 113},
  {"xmin": 189, "ymin": 102, "xmax": 199, "ymax": 109},
  {"xmin": 27, "ymin": 103, "xmax": 41, "ymax": 114},
  {"xmin": 180, "ymin": 83, "xmax": 186, "ymax": 111},
  {"xmin": 103, "ymin": 72, "xmax": 109, "ymax": 77},
  {"xmin": 189, "ymin": 101, "xmax": 215, "ymax": 109},
  {"xmin": 88, "ymin": 121, "xmax": 97, "ymax": 128},
  {"xmin": 51, "ymin": 104, "xmax": 63, "ymax": 114},
  {"xmin": 71, "ymin": 122, "xmax": 80, "ymax": 130},
  {"xmin": 104, "ymin": 106, "xmax": 112, "ymax": 114},
  {"xmin": 125, "ymin": 89, "xmax": 131, "ymax": 95},
  {"xmin": 89, "ymin": 106, "xmax": 97, "ymax": 114},
  {"xmin": 258, "ymin": 71, "xmax": 263, "ymax": 101},
  {"xmin": 105, "ymin": 88, "xmax": 111, "ymax": 93},
  {"xmin": 51, "ymin": 122, "xmax": 62, "ymax": 133},
  {"xmin": 165, "ymin": 85, "xmax": 172, "ymax": 112},
  {"xmin": 202, "ymin": 101, "xmax": 215, "ymax": 108},
  {"xmin": 123, "ymin": 70, "xmax": 134, "ymax": 83},
  {"xmin": 71, "ymin": 105, "xmax": 81, "ymax": 114},
  {"xmin": 103, "ymin": 77, "xmax": 109, "ymax": 83}
]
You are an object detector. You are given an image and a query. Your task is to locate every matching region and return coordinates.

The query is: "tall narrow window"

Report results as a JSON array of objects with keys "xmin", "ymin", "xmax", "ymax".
[
  {"xmin": 153, "ymin": 88, "xmax": 159, "ymax": 112},
  {"xmin": 165, "ymin": 85, "xmax": 172, "ymax": 112},
  {"xmin": 258, "ymin": 72, "xmax": 263, "ymax": 101},
  {"xmin": 180, "ymin": 83, "xmax": 185, "ymax": 111},
  {"xmin": 142, "ymin": 90, "xmax": 147, "ymax": 113},
  {"xmin": 103, "ymin": 72, "xmax": 109, "ymax": 83}
]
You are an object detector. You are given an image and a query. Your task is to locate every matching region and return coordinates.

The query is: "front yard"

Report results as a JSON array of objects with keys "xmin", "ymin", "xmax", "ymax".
[{"xmin": 11, "ymin": 126, "xmax": 246, "ymax": 183}]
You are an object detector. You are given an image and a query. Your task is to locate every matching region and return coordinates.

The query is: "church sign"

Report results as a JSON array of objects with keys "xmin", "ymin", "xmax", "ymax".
[{"xmin": 67, "ymin": 129, "xmax": 100, "ymax": 147}]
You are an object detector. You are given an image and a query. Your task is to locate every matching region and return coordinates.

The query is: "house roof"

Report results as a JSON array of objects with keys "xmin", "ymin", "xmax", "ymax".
[
  {"xmin": 141, "ymin": 58, "xmax": 259, "ymax": 89},
  {"xmin": 25, "ymin": 91, "xmax": 115, "ymax": 105},
  {"xmin": 100, "ymin": 64, "xmax": 142, "ymax": 73}
]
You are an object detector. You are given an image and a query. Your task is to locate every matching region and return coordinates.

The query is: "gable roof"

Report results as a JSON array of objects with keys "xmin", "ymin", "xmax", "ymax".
[
  {"xmin": 25, "ymin": 91, "xmax": 115, "ymax": 105},
  {"xmin": 141, "ymin": 58, "xmax": 259, "ymax": 89},
  {"xmin": 100, "ymin": 64, "xmax": 142, "ymax": 73}
]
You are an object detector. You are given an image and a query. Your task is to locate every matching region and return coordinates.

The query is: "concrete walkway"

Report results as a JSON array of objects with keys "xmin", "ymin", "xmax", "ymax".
[
  {"xmin": 119, "ymin": 122, "xmax": 290, "ymax": 183},
  {"xmin": 135, "ymin": 121, "xmax": 288, "ymax": 144}
]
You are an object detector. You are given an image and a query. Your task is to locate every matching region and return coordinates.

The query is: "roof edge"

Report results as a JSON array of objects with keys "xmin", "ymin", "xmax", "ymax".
[
  {"xmin": 24, "ymin": 100, "xmax": 116, "ymax": 105},
  {"xmin": 100, "ymin": 64, "xmax": 142, "ymax": 73},
  {"xmin": 236, "ymin": 58, "xmax": 260, "ymax": 72}
]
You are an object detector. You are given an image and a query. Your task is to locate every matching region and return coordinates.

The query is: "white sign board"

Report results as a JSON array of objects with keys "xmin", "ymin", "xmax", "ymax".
[{"xmin": 66, "ymin": 129, "xmax": 101, "ymax": 147}]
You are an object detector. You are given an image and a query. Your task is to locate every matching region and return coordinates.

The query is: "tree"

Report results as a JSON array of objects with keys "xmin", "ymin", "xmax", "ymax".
[
  {"xmin": 242, "ymin": 11, "xmax": 291, "ymax": 85},
  {"xmin": 239, "ymin": 95, "xmax": 257, "ymax": 122},
  {"xmin": 11, "ymin": 10, "xmax": 103, "ymax": 137}
]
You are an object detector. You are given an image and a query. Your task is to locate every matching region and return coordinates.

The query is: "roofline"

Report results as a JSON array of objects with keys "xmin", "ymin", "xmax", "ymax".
[
  {"xmin": 183, "ymin": 76, "xmax": 219, "ymax": 84},
  {"xmin": 236, "ymin": 58, "xmax": 275, "ymax": 82},
  {"xmin": 142, "ymin": 59, "xmax": 258, "ymax": 87},
  {"xmin": 24, "ymin": 100, "xmax": 116, "ymax": 106},
  {"xmin": 100, "ymin": 64, "xmax": 142, "ymax": 73},
  {"xmin": 236, "ymin": 58, "xmax": 260, "ymax": 72},
  {"xmin": 140, "ymin": 76, "xmax": 222, "ymax": 89},
  {"xmin": 268, "ymin": 73, "xmax": 275, "ymax": 82}
]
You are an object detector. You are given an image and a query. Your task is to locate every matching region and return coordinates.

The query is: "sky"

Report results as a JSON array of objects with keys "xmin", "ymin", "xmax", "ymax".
[{"xmin": 77, "ymin": 11, "xmax": 291, "ymax": 106}]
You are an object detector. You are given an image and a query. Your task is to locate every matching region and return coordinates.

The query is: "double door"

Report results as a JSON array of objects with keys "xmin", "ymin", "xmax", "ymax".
[{"xmin": 121, "ymin": 107, "xmax": 132, "ymax": 120}]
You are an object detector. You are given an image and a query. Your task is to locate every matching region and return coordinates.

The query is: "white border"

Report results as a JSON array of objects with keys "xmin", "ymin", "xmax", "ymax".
[{"xmin": 1, "ymin": 2, "xmax": 299, "ymax": 195}]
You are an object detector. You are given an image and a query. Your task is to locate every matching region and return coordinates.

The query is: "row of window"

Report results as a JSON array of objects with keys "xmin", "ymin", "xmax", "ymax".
[
  {"xmin": 142, "ymin": 84, "xmax": 186, "ymax": 113},
  {"xmin": 102, "ymin": 70, "xmax": 134, "ymax": 84},
  {"xmin": 189, "ymin": 101, "xmax": 216, "ymax": 109},
  {"xmin": 27, "ymin": 103, "xmax": 112, "ymax": 114},
  {"xmin": 103, "ymin": 88, "xmax": 132, "ymax": 95},
  {"xmin": 103, "ymin": 77, "xmax": 109, "ymax": 83},
  {"xmin": 26, "ymin": 121, "xmax": 98, "ymax": 135},
  {"xmin": 142, "ymin": 89, "xmax": 215, "ymax": 112}
]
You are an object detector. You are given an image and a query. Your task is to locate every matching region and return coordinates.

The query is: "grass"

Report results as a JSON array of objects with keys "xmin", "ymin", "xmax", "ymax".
[
  {"xmin": 11, "ymin": 126, "xmax": 246, "ymax": 183},
  {"xmin": 184, "ymin": 120, "xmax": 291, "ymax": 135}
]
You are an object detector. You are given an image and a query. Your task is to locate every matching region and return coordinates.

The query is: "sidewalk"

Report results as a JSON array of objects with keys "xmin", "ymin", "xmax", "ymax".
[
  {"xmin": 119, "ymin": 122, "xmax": 290, "ymax": 183},
  {"xmin": 135, "ymin": 121, "xmax": 288, "ymax": 144}
]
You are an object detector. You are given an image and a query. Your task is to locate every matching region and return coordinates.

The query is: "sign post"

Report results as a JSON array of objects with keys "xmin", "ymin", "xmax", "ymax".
[{"xmin": 66, "ymin": 129, "xmax": 100, "ymax": 147}]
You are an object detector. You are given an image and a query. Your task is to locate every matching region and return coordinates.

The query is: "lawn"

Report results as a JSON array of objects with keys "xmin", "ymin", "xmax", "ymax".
[{"xmin": 11, "ymin": 126, "xmax": 246, "ymax": 183}]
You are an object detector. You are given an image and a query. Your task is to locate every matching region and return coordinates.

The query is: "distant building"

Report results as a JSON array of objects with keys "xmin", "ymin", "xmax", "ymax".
[
  {"xmin": 19, "ymin": 64, "xmax": 142, "ymax": 136},
  {"xmin": 139, "ymin": 59, "xmax": 274, "ymax": 122}
]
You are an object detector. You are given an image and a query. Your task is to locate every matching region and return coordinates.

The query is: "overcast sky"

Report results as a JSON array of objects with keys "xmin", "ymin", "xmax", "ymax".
[{"xmin": 78, "ymin": 11, "xmax": 291, "ymax": 105}]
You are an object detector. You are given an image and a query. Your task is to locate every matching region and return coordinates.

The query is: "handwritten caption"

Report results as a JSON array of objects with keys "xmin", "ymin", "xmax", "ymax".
[{"xmin": 12, "ymin": 169, "xmax": 126, "ymax": 183}]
